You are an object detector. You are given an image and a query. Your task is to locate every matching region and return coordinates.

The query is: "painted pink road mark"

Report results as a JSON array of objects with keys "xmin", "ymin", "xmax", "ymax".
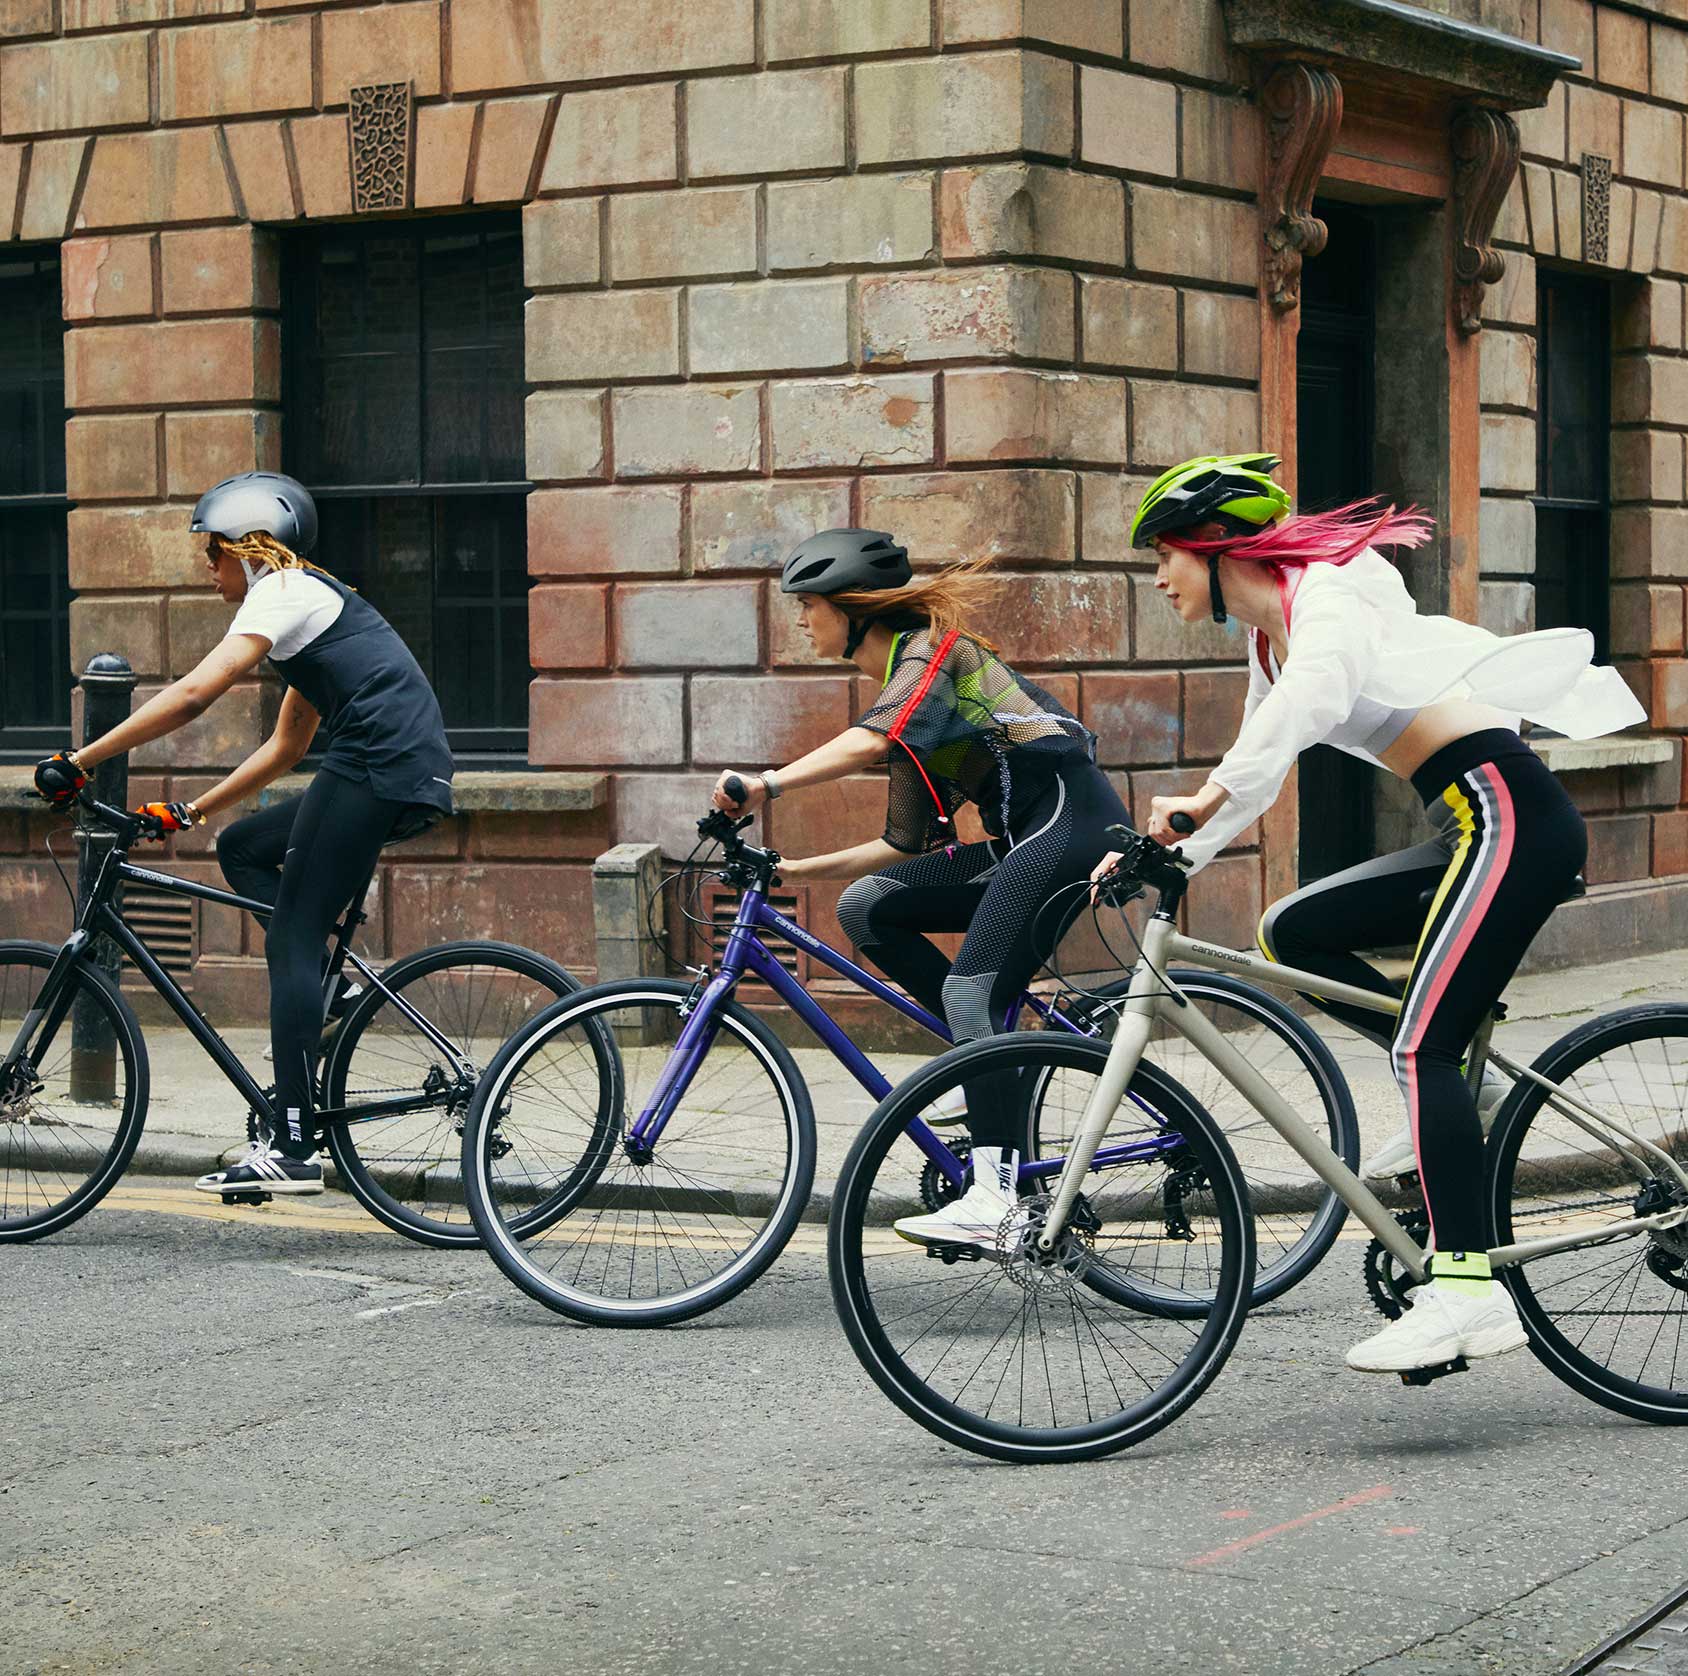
[
  {"xmin": 1219, "ymin": 1510, "xmax": 1254, "ymax": 1521},
  {"xmin": 1386, "ymin": 1526, "xmax": 1422, "ymax": 1536},
  {"xmin": 1185, "ymin": 1486, "xmax": 1394, "ymax": 1568}
]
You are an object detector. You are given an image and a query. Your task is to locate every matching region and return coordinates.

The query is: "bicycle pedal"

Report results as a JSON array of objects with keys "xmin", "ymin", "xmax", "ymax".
[
  {"xmin": 924, "ymin": 1242, "xmax": 983, "ymax": 1265},
  {"xmin": 221, "ymin": 1191, "xmax": 273, "ymax": 1208},
  {"xmin": 1398, "ymin": 1355, "xmax": 1469, "ymax": 1387}
]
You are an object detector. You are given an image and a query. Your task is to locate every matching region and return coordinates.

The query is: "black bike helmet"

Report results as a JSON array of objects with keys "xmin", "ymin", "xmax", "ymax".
[
  {"xmin": 779, "ymin": 528, "xmax": 912, "ymax": 597},
  {"xmin": 190, "ymin": 471, "xmax": 319, "ymax": 558}
]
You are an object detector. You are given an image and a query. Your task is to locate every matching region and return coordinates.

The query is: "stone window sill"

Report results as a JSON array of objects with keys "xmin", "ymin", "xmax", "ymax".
[{"xmin": 1530, "ymin": 736, "xmax": 1674, "ymax": 774}]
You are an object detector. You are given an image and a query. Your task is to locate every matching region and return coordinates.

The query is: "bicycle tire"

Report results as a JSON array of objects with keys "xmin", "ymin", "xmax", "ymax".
[
  {"xmin": 829, "ymin": 1033, "xmax": 1254, "ymax": 1463},
  {"xmin": 1488, "ymin": 1003, "xmax": 1688, "ymax": 1425},
  {"xmin": 0, "ymin": 940, "xmax": 150, "ymax": 1243}
]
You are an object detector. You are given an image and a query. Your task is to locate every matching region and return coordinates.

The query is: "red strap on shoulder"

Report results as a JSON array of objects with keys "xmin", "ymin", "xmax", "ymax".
[
  {"xmin": 1252, "ymin": 628, "xmax": 1274, "ymax": 685},
  {"xmin": 885, "ymin": 629, "xmax": 960, "ymax": 744}
]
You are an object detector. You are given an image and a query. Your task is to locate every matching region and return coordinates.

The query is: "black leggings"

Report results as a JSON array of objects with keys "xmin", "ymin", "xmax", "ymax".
[
  {"xmin": 836, "ymin": 759, "xmax": 1129, "ymax": 1149},
  {"xmin": 1258, "ymin": 731, "xmax": 1585, "ymax": 1253},
  {"xmin": 217, "ymin": 772, "xmax": 410, "ymax": 1158}
]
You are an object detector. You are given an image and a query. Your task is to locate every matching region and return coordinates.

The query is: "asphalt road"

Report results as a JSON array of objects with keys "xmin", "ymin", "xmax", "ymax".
[{"xmin": 6, "ymin": 1187, "xmax": 1685, "ymax": 1676}]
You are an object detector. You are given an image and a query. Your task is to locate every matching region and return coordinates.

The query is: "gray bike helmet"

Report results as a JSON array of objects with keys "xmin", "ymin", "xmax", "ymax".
[
  {"xmin": 779, "ymin": 528, "xmax": 912, "ymax": 596},
  {"xmin": 190, "ymin": 471, "xmax": 319, "ymax": 558}
]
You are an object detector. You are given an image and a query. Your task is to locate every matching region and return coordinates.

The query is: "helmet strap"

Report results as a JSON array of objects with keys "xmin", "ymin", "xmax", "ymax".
[
  {"xmin": 1208, "ymin": 554, "xmax": 1228, "ymax": 625},
  {"xmin": 238, "ymin": 557, "xmax": 263, "ymax": 588},
  {"xmin": 843, "ymin": 616, "xmax": 870, "ymax": 658}
]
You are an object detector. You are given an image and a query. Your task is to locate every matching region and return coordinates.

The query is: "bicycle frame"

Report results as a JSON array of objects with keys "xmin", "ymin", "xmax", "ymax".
[
  {"xmin": 1039, "ymin": 908, "xmax": 1688, "ymax": 1279},
  {"xmin": 627, "ymin": 878, "xmax": 1176, "ymax": 1191}
]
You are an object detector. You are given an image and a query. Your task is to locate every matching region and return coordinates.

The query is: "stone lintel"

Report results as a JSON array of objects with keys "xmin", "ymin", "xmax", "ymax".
[{"xmin": 253, "ymin": 770, "xmax": 607, "ymax": 814}]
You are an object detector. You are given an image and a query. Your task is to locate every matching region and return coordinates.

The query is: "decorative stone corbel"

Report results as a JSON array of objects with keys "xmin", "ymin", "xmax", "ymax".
[
  {"xmin": 1450, "ymin": 105, "xmax": 1521, "ymax": 335},
  {"xmin": 1260, "ymin": 61, "xmax": 1344, "ymax": 312},
  {"xmin": 348, "ymin": 81, "xmax": 414, "ymax": 213}
]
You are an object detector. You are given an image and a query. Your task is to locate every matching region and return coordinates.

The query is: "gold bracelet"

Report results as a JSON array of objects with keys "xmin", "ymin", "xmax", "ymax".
[
  {"xmin": 185, "ymin": 801, "xmax": 207, "ymax": 826},
  {"xmin": 64, "ymin": 749, "xmax": 86, "ymax": 774}
]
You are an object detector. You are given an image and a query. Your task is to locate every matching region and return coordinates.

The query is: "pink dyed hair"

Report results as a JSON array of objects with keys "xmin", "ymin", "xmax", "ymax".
[{"xmin": 1160, "ymin": 498, "xmax": 1435, "ymax": 567}]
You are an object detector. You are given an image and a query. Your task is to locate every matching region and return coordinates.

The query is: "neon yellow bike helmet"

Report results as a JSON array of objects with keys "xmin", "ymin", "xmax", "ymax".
[{"xmin": 1129, "ymin": 453, "xmax": 1291, "ymax": 549}]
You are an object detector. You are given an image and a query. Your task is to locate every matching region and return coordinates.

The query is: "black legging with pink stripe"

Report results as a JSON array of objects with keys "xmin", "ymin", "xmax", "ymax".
[{"xmin": 1257, "ymin": 730, "xmax": 1585, "ymax": 1254}]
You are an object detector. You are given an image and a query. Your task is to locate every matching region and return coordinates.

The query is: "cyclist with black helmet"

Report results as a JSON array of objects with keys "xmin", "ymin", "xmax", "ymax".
[
  {"xmin": 1094, "ymin": 453, "xmax": 1643, "ymax": 1376},
  {"xmin": 34, "ymin": 471, "xmax": 453, "ymax": 1197},
  {"xmin": 710, "ymin": 529, "xmax": 1130, "ymax": 1248}
]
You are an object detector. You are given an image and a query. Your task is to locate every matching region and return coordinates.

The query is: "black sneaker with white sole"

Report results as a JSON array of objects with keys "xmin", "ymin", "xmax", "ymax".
[{"xmin": 195, "ymin": 1141, "xmax": 324, "ymax": 1196}]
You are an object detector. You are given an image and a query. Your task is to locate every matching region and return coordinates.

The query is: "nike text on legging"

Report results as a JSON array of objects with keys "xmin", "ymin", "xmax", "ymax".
[
  {"xmin": 836, "ymin": 757, "xmax": 1130, "ymax": 1150},
  {"xmin": 216, "ymin": 772, "xmax": 413, "ymax": 1159},
  {"xmin": 1257, "ymin": 729, "xmax": 1585, "ymax": 1253}
]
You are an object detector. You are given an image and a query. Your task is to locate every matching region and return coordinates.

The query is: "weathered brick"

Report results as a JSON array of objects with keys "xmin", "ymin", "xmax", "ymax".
[
  {"xmin": 1567, "ymin": 83, "xmax": 1622, "ymax": 164},
  {"xmin": 691, "ymin": 280, "xmax": 851, "ymax": 376},
  {"xmin": 528, "ymin": 583, "xmax": 609, "ymax": 670},
  {"xmin": 691, "ymin": 675, "xmax": 854, "ymax": 762},
  {"xmin": 165, "ymin": 410, "xmax": 280, "ymax": 497},
  {"xmin": 692, "ymin": 479, "xmax": 851, "ymax": 574},
  {"xmin": 973, "ymin": 571, "xmax": 1130, "ymax": 664},
  {"xmin": 0, "ymin": 0, "xmax": 55, "ymax": 34},
  {"xmin": 525, "ymin": 389, "xmax": 607, "ymax": 483},
  {"xmin": 1080, "ymin": 470, "xmax": 1157, "ymax": 564},
  {"xmin": 1585, "ymin": 811, "xmax": 1652, "ymax": 884},
  {"xmin": 1, "ymin": 34, "xmax": 150, "ymax": 135},
  {"xmin": 859, "ymin": 469, "xmax": 1075, "ymax": 565},
  {"xmin": 1130, "ymin": 378, "xmax": 1257, "ymax": 467},
  {"xmin": 1613, "ymin": 506, "xmax": 1688, "ymax": 579},
  {"xmin": 1610, "ymin": 583, "xmax": 1685, "ymax": 656},
  {"xmin": 855, "ymin": 51, "xmax": 1074, "ymax": 166},
  {"xmin": 160, "ymin": 226, "xmax": 278, "ymax": 316},
  {"xmin": 1656, "ymin": 24, "xmax": 1688, "ymax": 111},
  {"xmin": 765, "ymin": 0, "xmax": 929, "ymax": 62},
  {"xmin": 1182, "ymin": 668, "xmax": 1247, "ymax": 761},
  {"xmin": 1482, "ymin": 247, "xmax": 1535, "ymax": 327},
  {"xmin": 1130, "ymin": 573, "xmax": 1239, "ymax": 661},
  {"xmin": 157, "ymin": 18, "xmax": 313, "ymax": 123},
  {"xmin": 1080, "ymin": 68, "xmax": 1178, "ymax": 177},
  {"xmin": 1517, "ymin": 80, "xmax": 1568, "ymax": 165},
  {"xmin": 688, "ymin": 68, "xmax": 846, "ymax": 180},
  {"xmin": 389, "ymin": 864, "xmax": 594, "ymax": 970},
  {"xmin": 321, "ymin": 3, "xmax": 442, "ymax": 106},
  {"xmin": 1478, "ymin": 494, "xmax": 1535, "ymax": 574},
  {"xmin": 609, "ymin": 186, "xmax": 757, "ymax": 282},
  {"xmin": 223, "ymin": 121, "xmax": 296, "ymax": 221},
  {"xmin": 66, "ymin": 415, "xmax": 160, "ymax": 502},
  {"xmin": 529, "ymin": 486, "xmax": 684, "ymax": 578},
  {"xmin": 860, "ymin": 266, "xmax": 1073, "ymax": 366},
  {"xmin": 1654, "ymin": 810, "xmax": 1688, "ymax": 877},
  {"xmin": 67, "ymin": 319, "xmax": 279, "ymax": 409},
  {"xmin": 1624, "ymin": 101, "xmax": 1685, "ymax": 189},
  {"xmin": 1523, "ymin": 161, "xmax": 1559, "ymax": 255},
  {"xmin": 1615, "ymin": 277, "xmax": 1686, "ymax": 350},
  {"xmin": 1181, "ymin": 289, "xmax": 1260, "ymax": 380},
  {"xmin": 615, "ymin": 771, "xmax": 765, "ymax": 856},
  {"xmin": 1181, "ymin": 86, "xmax": 1261, "ymax": 190},
  {"xmin": 1132, "ymin": 185, "xmax": 1259, "ymax": 285},
  {"xmin": 618, "ymin": 581, "xmax": 761, "ymax": 669},
  {"xmin": 946, "ymin": 367, "xmax": 1126, "ymax": 464},
  {"xmin": 1658, "ymin": 196, "xmax": 1688, "ymax": 276},
  {"xmin": 1079, "ymin": 670, "xmax": 1179, "ymax": 766},
  {"xmin": 167, "ymin": 594, "xmax": 235, "ymax": 671},
  {"xmin": 473, "ymin": 96, "xmax": 554, "ymax": 204},
  {"xmin": 527, "ymin": 290, "xmax": 680, "ymax": 382},
  {"xmin": 1611, "ymin": 429, "xmax": 1686, "ymax": 503},
  {"xmin": 944, "ymin": 0, "xmax": 1122, "ymax": 53},
  {"xmin": 540, "ymin": 81, "xmax": 677, "ymax": 191},
  {"xmin": 939, "ymin": 163, "xmax": 1125, "ymax": 267},
  {"xmin": 1479, "ymin": 579, "xmax": 1535, "ymax": 636},
  {"xmin": 70, "ymin": 594, "xmax": 165, "ymax": 679},
  {"xmin": 1540, "ymin": 0, "xmax": 1594, "ymax": 66},
  {"xmin": 0, "ymin": 144, "xmax": 21, "ymax": 234},
  {"xmin": 1479, "ymin": 327, "xmax": 1537, "ymax": 409},
  {"xmin": 128, "ymin": 679, "xmax": 264, "ymax": 770},
  {"xmin": 61, "ymin": 234, "xmax": 155, "ymax": 321},
  {"xmin": 1480, "ymin": 411, "xmax": 1537, "ymax": 493},
  {"xmin": 451, "ymin": 0, "xmax": 754, "ymax": 92},
  {"xmin": 289, "ymin": 115, "xmax": 354, "ymax": 219},
  {"xmin": 1597, "ymin": 6, "xmax": 1650, "ymax": 91},
  {"xmin": 612, "ymin": 384, "xmax": 762, "ymax": 478},
  {"xmin": 522, "ymin": 197, "xmax": 601, "ymax": 289},
  {"xmin": 1128, "ymin": 0, "xmax": 1236, "ymax": 81},
  {"xmin": 65, "ymin": 0, "xmax": 241, "ymax": 24},
  {"xmin": 20, "ymin": 137, "xmax": 86, "ymax": 241},
  {"xmin": 1185, "ymin": 854, "xmax": 1264, "ymax": 948},
  {"xmin": 768, "ymin": 172, "xmax": 935, "ymax": 272},
  {"xmin": 68, "ymin": 506, "xmax": 204, "ymax": 591},
  {"xmin": 530, "ymin": 678, "xmax": 684, "ymax": 767},
  {"xmin": 1080, "ymin": 277, "xmax": 1178, "ymax": 371},
  {"xmin": 770, "ymin": 373, "xmax": 935, "ymax": 471},
  {"xmin": 413, "ymin": 102, "xmax": 476, "ymax": 208}
]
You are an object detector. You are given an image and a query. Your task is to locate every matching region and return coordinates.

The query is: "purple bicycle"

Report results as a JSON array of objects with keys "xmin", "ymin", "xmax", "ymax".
[{"xmin": 460, "ymin": 796, "xmax": 1349, "ymax": 1328}]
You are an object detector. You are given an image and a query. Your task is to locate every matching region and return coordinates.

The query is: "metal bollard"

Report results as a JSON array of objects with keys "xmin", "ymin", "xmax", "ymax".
[{"xmin": 69, "ymin": 653, "xmax": 136, "ymax": 1103}]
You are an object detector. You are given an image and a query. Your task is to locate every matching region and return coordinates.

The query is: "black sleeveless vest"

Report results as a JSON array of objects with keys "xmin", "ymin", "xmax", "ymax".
[{"xmin": 263, "ymin": 571, "xmax": 453, "ymax": 818}]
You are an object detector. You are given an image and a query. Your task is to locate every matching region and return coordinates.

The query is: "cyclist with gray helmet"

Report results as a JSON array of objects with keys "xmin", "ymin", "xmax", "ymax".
[
  {"xmin": 710, "ymin": 528, "xmax": 1129, "ymax": 1248},
  {"xmin": 34, "ymin": 471, "xmax": 452, "ymax": 1197}
]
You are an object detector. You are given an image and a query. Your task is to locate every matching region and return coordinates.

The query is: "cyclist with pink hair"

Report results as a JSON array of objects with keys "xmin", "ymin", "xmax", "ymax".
[{"xmin": 1100, "ymin": 453, "xmax": 1645, "ymax": 1377}]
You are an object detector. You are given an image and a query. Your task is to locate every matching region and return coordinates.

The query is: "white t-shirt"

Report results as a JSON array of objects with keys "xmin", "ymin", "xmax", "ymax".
[{"xmin": 225, "ymin": 569, "xmax": 344, "ymax": 662}]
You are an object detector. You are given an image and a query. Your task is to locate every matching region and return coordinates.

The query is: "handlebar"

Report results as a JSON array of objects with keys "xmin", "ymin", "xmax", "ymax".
[
  {"xmin": 1097, "ymin": 820, "xmax": 1190, "ymax": 906},
  {"xmin": 695, "ymin": 798, "xmax": 782, "ymax": 887},
  {"xmin": 73, "ymin": 792, "xmax": 157, "ymax": 842}
]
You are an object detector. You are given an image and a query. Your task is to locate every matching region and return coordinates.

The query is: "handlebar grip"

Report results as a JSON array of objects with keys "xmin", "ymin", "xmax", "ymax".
[
  {"xmin": 723, "ymin": 773, "xmax": 748, "ymax": 808},
  {"xmin": 1169, "ymin": 812, "xmax": 1197, "ymax": 836}
]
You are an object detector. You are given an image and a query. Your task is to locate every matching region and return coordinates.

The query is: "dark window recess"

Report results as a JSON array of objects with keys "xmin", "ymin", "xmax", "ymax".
[
  {"xmin": 283, "ymin": 217, "xmax": 529, "ymax": 756},
  {"xmin": 1535, "ymin": 270, "xmax": 1611, "ymax": 663},
  {"xmin": 0, "ymin": 248, "xmax": 72, "ymax": 759},
  {"xmin": 1294, "ymin": 202, "xmax": 1379, "ymax": 884}
]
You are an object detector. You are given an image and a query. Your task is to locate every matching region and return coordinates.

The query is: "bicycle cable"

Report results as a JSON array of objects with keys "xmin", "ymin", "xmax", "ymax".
[{"xmin": 44, "ymin": 820, "xmax": 79, "ymax": 914}]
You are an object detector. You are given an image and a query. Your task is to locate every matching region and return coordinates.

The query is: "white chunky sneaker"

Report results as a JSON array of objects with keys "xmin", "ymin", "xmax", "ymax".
[
  {"xmin": 920, "ymin": 1087, "xmax": 969, "ymax": 1128},
  {"xmin": 1362, "ymin": 1067, "xmax": 1511, "ymax": 1179},
  {"xmin": 1345, "ymin": 1280, "xmax": 1527, "ymax": 1373},
  {"xmin": 894, "ymin": 1178, "xmax": 1017, "ymax": 1250}
]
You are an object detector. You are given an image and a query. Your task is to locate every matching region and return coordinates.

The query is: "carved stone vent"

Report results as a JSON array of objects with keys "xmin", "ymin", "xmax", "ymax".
[
  {"xmin": 349, "ymin": 81, "xmax": 414, "ymax": 213},
  {"xmin": 1582, "ymin": 152, "xmax": 1612, "ymax": 265}
]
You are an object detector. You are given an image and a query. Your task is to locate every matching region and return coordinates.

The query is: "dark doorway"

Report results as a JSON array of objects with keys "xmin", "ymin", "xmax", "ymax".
[{"xmin": 1294, "ymin": 201, "xmax": 1379, "ymax": 883}]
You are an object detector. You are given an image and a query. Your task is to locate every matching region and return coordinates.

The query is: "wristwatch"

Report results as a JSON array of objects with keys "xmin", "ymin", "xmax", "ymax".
[{"xmin": 760, "ymin": 770, "xmax": 784, "ymax": 800}]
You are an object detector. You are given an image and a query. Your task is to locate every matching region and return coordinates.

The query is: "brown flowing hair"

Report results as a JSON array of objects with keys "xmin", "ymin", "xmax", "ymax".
[
  {"xmin": 210, "ymin": 529, "xmax": 335, "ymax": 579},
  {"xmin": 826, "ymin": 555, "xmax": 1005, "ymax": 652}
]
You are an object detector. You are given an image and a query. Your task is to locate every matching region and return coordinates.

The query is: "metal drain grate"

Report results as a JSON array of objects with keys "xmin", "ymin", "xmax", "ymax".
[{"xmin": 119, "ymin": 886, "xmax": 195, "ymax": 976}]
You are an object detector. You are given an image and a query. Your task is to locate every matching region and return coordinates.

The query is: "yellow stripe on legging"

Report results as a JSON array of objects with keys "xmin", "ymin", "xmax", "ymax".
[{"xmin": 1411, "ymin": 784, "xmax": 1477, "ymax": 967}]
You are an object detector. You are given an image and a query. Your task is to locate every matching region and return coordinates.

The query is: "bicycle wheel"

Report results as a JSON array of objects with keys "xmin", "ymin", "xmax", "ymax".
[
  {"xmin": 1489, "ymin": 1003, "xmax": 1688, "ymax": 1424},
  {"xmin": 1053, "ymin": 972, "xmax": 1357, "ymax": 1307},
  {"xmin": 322, "ymin": 939, "xmax": 584, "ymax": 1248},
  {"xmin": 0, "ymin": 940, "xmax": 149, "ymax": 1243},
  {"xmin": 464, "ymin": 979, "xmax": 816, "ymax": 1326},
  {"xmin": 829, "ymin": 1034, "xmax": 1253, "ymax": 1463}
]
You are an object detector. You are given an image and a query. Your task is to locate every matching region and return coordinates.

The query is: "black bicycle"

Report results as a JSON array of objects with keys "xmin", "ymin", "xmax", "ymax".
[{"xmin": 0, "ymin": 794, "xmax": 588, "ymax": 1248}]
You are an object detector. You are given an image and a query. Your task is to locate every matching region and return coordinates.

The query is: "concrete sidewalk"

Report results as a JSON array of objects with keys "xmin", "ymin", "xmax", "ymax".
[{"xmin": 121, "ymin": 943, "xmax": 1688, "ymax": 1195}]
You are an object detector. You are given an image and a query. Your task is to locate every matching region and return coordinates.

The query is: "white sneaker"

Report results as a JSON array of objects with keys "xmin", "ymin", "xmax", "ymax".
[
  {"xmin": 195, "ymin": 1141, "xmax": 325, "ymax": 1196},
  {"xmin": 1345, "ymin": 1280, "xmax": 1528, "ymax": 1373},
  {"xmin": 1362, "ymin": 1067, "xmax": 1511, "ymax": 1179},
  {"xmin": 894, "ymin": 1178, "xmax": 1017, "ymax": 1249},
  {"xmin": 920, "ymin": 1087, "xmax": 969, "ymax": 1128}
]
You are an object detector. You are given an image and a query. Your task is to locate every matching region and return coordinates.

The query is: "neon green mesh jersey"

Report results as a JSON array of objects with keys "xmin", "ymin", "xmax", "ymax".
[{"xmin": 855, "ymin": 627, "xmax": 1096, "ymax": 853}]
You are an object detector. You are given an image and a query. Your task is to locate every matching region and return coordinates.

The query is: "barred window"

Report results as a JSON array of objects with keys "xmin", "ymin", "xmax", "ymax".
[
  {"xmin": 0, "ymin": 249, "xmax": 72, "ymax": 759},
  {"xmin": 283, "ymin": 216, "xmax": 528, "ymax": 756}
]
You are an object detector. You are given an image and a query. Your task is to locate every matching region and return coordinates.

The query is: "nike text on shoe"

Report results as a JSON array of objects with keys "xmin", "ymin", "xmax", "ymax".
[
  {"xmin": 1345, "ymin": 1280, "xmax": 1527, "ymax": 1373},
  {"xmin": 893, "ymin": 1177, "xmax": 1016, "ymax": 1250},
  {"xmin": 195, "ymin": 1143, "xmax": 324, "ymax": 1196}
]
